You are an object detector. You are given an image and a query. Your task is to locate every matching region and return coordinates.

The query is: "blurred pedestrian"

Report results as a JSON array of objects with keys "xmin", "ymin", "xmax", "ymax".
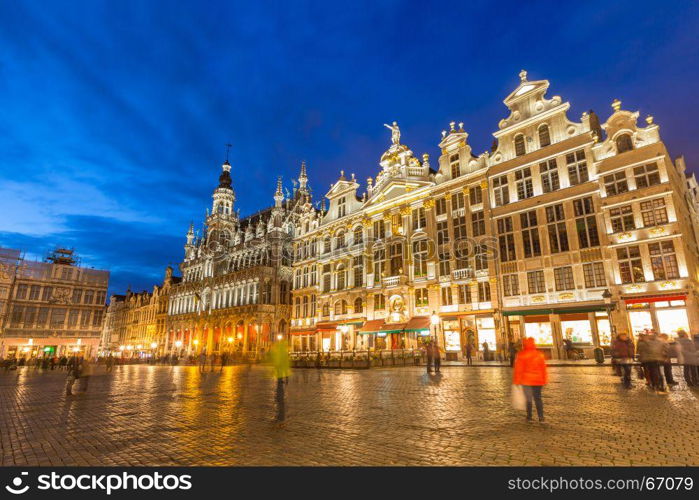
[
  {"xmin": 659, "ymin": 333, "xmax": 678, "ymax": 385},
  {"xmin": 198, "ymin": 351, "xmax": 207, "ymax": 373},
  {"xmin": 513, "ymin": 337, "xmax": 548, "ymax": 423},
  {"xmin": 482, "ymin": 342, "xmax": 491, "ymax": 362},
  {"xmin": 432, "ymin": 342, "xmax": 441, "ymax": 373},
  {"xmin": 508, "ymin": 339, "xmax": 518, "ymax": 368},
  {"xmin": 465, "ymin": 342, "xmax": 474, "ymax": 366},
  {"xmin": 611, "ymin": 332, "xmax": 634, "ymax": 388},
  {"xmin": 425, "ymin": 341, "xmax": 434, "ymax": 373},
  {"xmin": 220, "ymin": 352, "xmax": 228, "ymax": 372},
  {"xmin": 638, "ymin": 334, "xmax": 668, "ymax": 393},
  {"xmin": 677, "ymin": 330, "xmax": 698, "ymax": 386},
  {"xmin": 270, "ymin": 339, "xmax": 290, "ymax": 423},
  {"xmin": 65, "ymin": 355, "xmax": 81, "ymax": 396},
  {"xmin": 79, "ymin": 357, "xmax": 93, "ymax": 392}
]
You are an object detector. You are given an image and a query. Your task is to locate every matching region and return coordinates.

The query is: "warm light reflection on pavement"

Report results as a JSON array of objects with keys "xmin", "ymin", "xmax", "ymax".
[{"xmin": 0, "ymin": 365, "xmax": 697, "ymax": 466}]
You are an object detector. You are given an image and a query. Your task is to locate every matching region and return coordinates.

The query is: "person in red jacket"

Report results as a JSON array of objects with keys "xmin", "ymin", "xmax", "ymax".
[{"xmin": 513, "ymin": 337, "xmax": 549, "ymax": 422}]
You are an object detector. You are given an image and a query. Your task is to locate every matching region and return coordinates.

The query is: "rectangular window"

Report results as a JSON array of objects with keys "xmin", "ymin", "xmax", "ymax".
[
  {"xmin": 92, "ymin": 310, "xmax": 103, "ymax": 328},
  {"xmin": 337, "ymin": 197, "xmax": 346, "ymax": 218},
  {"xmin": 471, "ymin": 211, "xmax": 485, "ymax": 237},
  {"xmin": 604, "ymin": 171, "xmax": 629, "ymax": 196},
  {"xmin": 441, "ymin": 287, "xmax": 453, "ymax": 306},
  {"xmin": 10, "ymin": 306, "xmax": 23, "ymax": 326},
  {"xmin": 439, "ymin": 251, "xmax": 451, "ymax": 277},
  {"xmin": 41, "ymin": 287, "xmax": 53, "ymax": 302},
  {"xmin": 493, "ymin": 175, "xmax": 509, "ymax": 206},
  {"xmin": 29, "ymin": 285, "xmax": 40, "ymax": 300},
  {"xmin": 457, "ymin": 284, "xmax": 470, "ymax": 304},
  {"xmin": 520, "ymin": 210, "xmax": 541, "ymax": 258},
  {"xmin": 497, "ymin": 217, "xmax": 516, "ymax": 262},
  {"xmin": 610, "ymin": 205, "xmax": 636, "ymax": 233},
  {"xmin": 503, "ymin": 274, "xmax": 519, "ymax": 296},
  {"xmin": 469, "ymin": 186, "xmax": 483, "ymax": 205},
  {"xmin": 84, "ymin": 290, "xmax": 94, "ymax": 304},
  {"xmin": 435, "ymin": 197, "xmax": 447, "ymax": 216},
  {"xmin": 374, "ymin": 294, "xmax": 385, "ymax": 310},
  {"xmin": 68, "ymin": 309, "xmax": 79, "ymax": 327},
  {"xmin": 527, "ymin": 271, "xmax": 546, "ymax": 294},
  {"xmin": 353, "ymin": 256, "xmax": 363, "ymax": 287},
  {"xmin": 389, "ymin": 242, "xmax": 403, "ymax": 276},
  {"xmin": 437, "ymin": 221, "xmax": 449, "ymax": 244},
  {"xmin": 450, "ymin": 153, "xmax": 460, "ymax": 178},
  {"xmin": 649, "ymin": 240, "xmax": 679, "ymax": 280},
  {"xmin": 477, "ymin": 282, "xmax": 491, "ymax": 302},
  {"xmin": 415, "ymin": 288, "xmax": 429, "ymax": 307},
  {"xmin": 15, "ymin": 284, "xmax": 28, "ymax": 300},
  {"xmin": 566, "ymin": 150, "xmax": 588, "ymax": 185},
  {"xmin": 412, "ymin": 207, "xmax": 426, "ymax": 230},
  {"xmin": 475, "ymin": 245, "xmax": 488, "ymax": 271},
  {"xmin": 373, "ymin": 249, "xmax": 385, "ymax": 284},
  {"xmin": 554, "ymin": 266, "xmax": 575, "ymax": 291},
  {"xmin": 640, "ymin": 198, "xmax": 668, "ymax": 227},
  {"xmin": 373, "ymin": 220, "xmax": 385, "ymax": 239},
  {"xmin": 36, "ymin": 307, "xmax": 49, "ymax": 327},
  {"xmin": 573, "ymin": 197, "xmax": 600, "ymax": 248},
  {"xmin": 515, "ymin": 167, "xmax": 534, "ymax": 200},
  {"xmin": 546, "ymin": 204, "xmax": 569, "ymax": 253},
  {"xmin": 23, "ymin": 306, "xmax": 36, "ymax": 327},
  {"xmin": 540, "ymin": 159, "xmax": 559, "ymax": 193},
  {"xmin": 617, "ymin": 246, "xmax": 645, "ymax": 284},
  {"xmin": 453, "ymin": 215, "xmax": 468, "ymax": 240},
  {"xmin": 413, "ymin": 240, "xmax": 428, "ymax": 277},
  {"xmin": 634, "ymin": 162, "xmax": 660, "ymax": 189},
  {"xmin": 452, "ymin": 191, "xmax": 465, "ymax": 211},
  {"xmin": 583, "ymin": 262, "xmax": 606, "ymax": 288}
]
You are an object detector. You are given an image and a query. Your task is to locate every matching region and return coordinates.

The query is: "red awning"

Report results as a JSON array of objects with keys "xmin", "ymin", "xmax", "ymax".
[
  {"xmin": 404, "ymin": 316, "xmax": 431, "ymax": 332},
  {"xmin": 358, "ymin": 319, "xmax": 384, "ymax": 334},
  {"xmin": 624, "ymin": 294, "xmax": 687, "ymax": 304},
  {"xmin": 290, "ymin": 328, "xmax": 316, "ymax": 335},
  {"xmin": 316, "ymin": 322, "xmax": 338, "ymax": 332}
]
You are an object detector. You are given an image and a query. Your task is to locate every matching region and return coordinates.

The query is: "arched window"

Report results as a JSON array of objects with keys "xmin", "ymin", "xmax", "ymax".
[
  {"xmin": 353, "ymin": 226, "xmax": 363, "ymax": 246},
  {"xmin": 514, "ymin": 134, "xmax": 526, "ymax": 157},
  {"xmin": 335, "ymin": 231, "xmax": 346, "ymax": 249},
  {"xmin": 616, "ymin": 134, "xmax": 633, "ymax": 153},
  {"xmin": 538, "ymin": 124, "xmax": 551, "ymax": 147},
  {"xmin": 354, "ymin": 297, "xmax": 363, "ymax": 314}
]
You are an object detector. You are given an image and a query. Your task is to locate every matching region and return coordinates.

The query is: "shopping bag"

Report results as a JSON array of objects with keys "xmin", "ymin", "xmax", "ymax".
[{"xmin": 511, "ymin": 384, "xmax": 526, "ymax": 411}]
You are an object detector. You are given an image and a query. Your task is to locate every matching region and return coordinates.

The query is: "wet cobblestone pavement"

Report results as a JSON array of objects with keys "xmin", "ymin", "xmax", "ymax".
[{"xmin": 1, "ymin": 364, "xmax": 698, "ymax": 466}]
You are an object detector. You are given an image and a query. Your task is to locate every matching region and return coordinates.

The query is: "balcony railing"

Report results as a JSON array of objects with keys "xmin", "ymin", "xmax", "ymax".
[
  {"xmin": 452, "ymin": 268, "xmax": 474, "ymax": 281},
  {"xmin": 382, "ymin": 276, "xmax": 401, "ymax": 287}
]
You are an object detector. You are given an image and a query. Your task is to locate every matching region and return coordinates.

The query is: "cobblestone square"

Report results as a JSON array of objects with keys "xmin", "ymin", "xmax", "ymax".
[{"xmin": 1, "ymin": 364, "xmax": 698, "ymax": 466}]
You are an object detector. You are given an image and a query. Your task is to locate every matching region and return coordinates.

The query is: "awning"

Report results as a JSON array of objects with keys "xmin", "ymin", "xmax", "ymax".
[
  {"xmin": 624, "ymin": 294, "xmax": 687, "ymax": 304},
  {"xmin": 316, "ymin": 322, "xmax": 338, "ymax": 332},
  {"xmin": 338, "ymin": 320, "xmax": 365, "ymax": 326},
  {"xmin": 503, "ymin": 305, "xmax": 608, "ymax": 317},
  {"xmin": 379, "ymin": 323, "xmax": 406, "ymax": 334},
  {"xmin": 358, "ymin": 319, "xmax": 385, "ymax": 334},
  {"xmin": 290, "ymin": 328, "xmax": 316, "ymax": 335},
  {"xmin": 404, "ymin": 316, "xmax": 431, "ymax": 333}
]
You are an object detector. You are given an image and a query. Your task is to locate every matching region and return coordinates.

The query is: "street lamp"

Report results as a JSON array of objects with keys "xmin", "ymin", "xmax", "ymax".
[
  {"xmin": 602, "ymin": 289, "xmax": 617, "ymax": 336},
  {"xmin": 430, "ymin": 311, "xmax": 440, "ymax": 347}
]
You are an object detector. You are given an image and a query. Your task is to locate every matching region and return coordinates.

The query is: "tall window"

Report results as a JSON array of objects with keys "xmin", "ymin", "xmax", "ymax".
[
  {"xmin": 514, "ymin": 134, "xmax": 526, "ymax": 156},
  {"xmin": 472, "ymin": 211, "xmax": 485, "ymax": 237},
  {"xmin": 649, "ymin": 241, "xmax": 679, "ymax": 280},
  {"xmin": 573, "ymin": 197, "xmax": 600, "ymax": 248},
  {"xmin": 84, "ymin": 290, "xmax": 94, "ymax": 304},
  {"xmin": 554, "ymin": 266, "xmax": 575, "ymax": 291},
  {"xmin": 617, "ymin": 246, "xmax": 645, "ymax": 284},
  {"xmin": 337, "ymin": 197, "xmax": 346, "ymax": 218},
  {"xmin": 415, "ymin": 288, "xmax": 429, "ymax": 307},
  {"xmin": 540, "ymin": 159, "xmax": 559, "ymax": 193},
  {"xmin": 538, "ymin": 124, "xmax": 551, "ymax": 147},
  {"xmin": 634, "ymin": 163, "xmax": 660, "ymax": 189},
  {"xmin": 450, "ymin": 153, "xmax": 460, "ymax": 178},
  {"xmin": 353, "ymin": 226, "xmax": 363, "ymax": 245},
  {"xmin": 566, "ymin": 150, "xmax": 588, "ymax": 186},
  {"xmin": 640, "ymin": 198, "xmax": 668, "ymax": 227},
  {"xmin": 616, "ymin": 134, "xmax": 633, "ymax": 153},
  {"xmin": 413, "ymin": 240, "xmax": 428, "ymax": 277},
  {"xmin": 477, "ymin": 282, "xmax": 491, "ymax": 302},
  {"xmin": 583, "ymin": 262, "xmax": 606, "ymax": 288},
  {"xmin": 475, "ymin": 245, "xmax": 488, "ymax": 271},
  {"xmin": 469, "ymin": 186, "xmax": 483, "ymax": 205},
  {"xmin": 322, "ymin": 303, "xmax": 330, "ymax": 317},
  {"xmin": 354, "ymin": 297, "xmax": 363, "ymax": 314},
  {"xmin": 42, "ymin": 287, "xmax": 53, "ymax": 302},
  {"xmin": 497, "ymin": 217, "xmax": 516, "ymax": 262},
  {"xmin": 336, "ymin": 265, "xmax": 347, "ymax": 290},
  {"xmin": 294, "ymin": 298, "xmax": 301, "ymax": 318},
  {"xmin": 335, "ymin": 300, "xmax": 347, "ymax": 315},
  {"xmin": 438, "ymin": 251, "xmax": 451, "ymax": 277},
  {"xmin": 374, "ymin": 294, "xmax": 385, "ymax": 310},
  {"xmin": 437, "ymin": 221, "xmax": 449, "ymax": 244},
  {"xmin": 335, "ymin": 231, "xmax": 346, "ymax": 249},
  {"xmin": 503, "ymin": 274, "xmax": 520, "ymax": 296},
  {"xmin": 452, "ymin": 191, "xmax": 465, "ymax": 211},
  {"xmin": 546, "ymin": 204, "xmax": 569, "ymax": 253},
  {"xmin": 389, "ymin": 242, "xmax": 403, "ymax": 275},
  {"xmin": 311, "ymin": 295, "xmax": 316, "ymax": 317},
  {"xmin": 515, "ymin": 167, "xmax": 534, "ymax": 200},
  {"xmin": 435, "ymin": 197, "xmax": 447, "ymax": 216},
  {"xmin": 373, "ymin": 220, "xmax": 385, "ymax": 239},
  {"xmin": 353, "ymin": 256, "xmax": 363, "ymax": 287},
  {"xmin": 322, "ymin": 264, "xmax": 332, "ymax": 292},
  {"xmin": 15, "ymin": 284, "xmax": 27, "ymax": 300},
  {"xmin": 441, "ymin": 287, "xmax": 453, "ymax": 306},
  {"xmin": 30, "ymin": 285, "xmax": 40, "ymax": 300},
  {"xmin": 520, "ymin": 210, "xmax": 541, "ymax": 258},
  {"xmin": 610, "ymin": 205, "xmax": 635, "ymax": 233},
  {"xmin": 302, "ymin": 296, "xmax": 309, "ymax": 317},
  {"xmin": 604, "ymin": 171, "xmax": 628, "ymax": 196},
  {"xmin": 457, "ymin": 284, "xmax": 470, "ymax": 304},
  {"xmin": 373, "ymin": 247, "xmax": 385, "ymax": 284},
  {"xmin": 412, "ymin": 207, "xmax": 426, "ymax": 230},
  {"xmin": 493, "ymin": 175, "xmax": 509, "ymax": 206},
  {"xmin": 527, "ymin": 271, "xmax": 546, "ymax": 293},
  {"xmin": 453, "ymin": 215, "xmax": 468, "ymax": 240},
  {"xmin": 323, "ymin": 237, "xmax": 331, "ymax": 254}
]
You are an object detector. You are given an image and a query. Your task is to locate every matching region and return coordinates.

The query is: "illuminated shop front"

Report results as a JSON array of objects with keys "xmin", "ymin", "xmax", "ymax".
[
  {"xmin": 437, "ymin": 313, "xmax": 497, "ymax": 359},
  {"xmin": 623, "ymin": 295, "xmax": 689, "ymax": 336}
]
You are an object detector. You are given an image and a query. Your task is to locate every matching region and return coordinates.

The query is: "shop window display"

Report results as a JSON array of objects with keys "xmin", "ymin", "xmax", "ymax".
[
  {"xmin": 656, "ymin": 308, "xmax": 689, "ymax": 336},
  {"xmin": 476, "ymin": 317, "xmax": 496, "ymax": 350},
  {"xmin": 524, "ymin": 322, "xmax": 553, "ymax": 345},
  {"xmin": 561, "ymin": 320, "xmax": 593, "ymax": 344},
  {"xmin": 629, "ymin": 309, "xmax": 653, "ymax": 336}
]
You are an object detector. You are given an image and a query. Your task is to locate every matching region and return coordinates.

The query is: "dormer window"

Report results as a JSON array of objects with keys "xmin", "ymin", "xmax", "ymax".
[
  {"xmin": 338, "ymin": 197, "xmax": 346, "ymax": 218},
  {"xmin": 450, "ymin": 153, "xmax": 460, "ymax": 178},
  {"xmin": 514, "ymin": 134, "xmax": 526, "ymax": 157},
  {"xmin": 538, "ymin": 124, "xmax": 551, "ymax": 147},
  {"xmin": 616, "ymin": 134, "xmax": 633, "ymax": 153}
]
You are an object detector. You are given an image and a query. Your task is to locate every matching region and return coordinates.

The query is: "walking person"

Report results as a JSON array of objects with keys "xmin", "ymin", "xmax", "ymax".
[
  {"xmin": 425, "ymin": 341, "xmax": 434, "ymax": 373},
  {"xmin": 659, "ymin": 333, "xmax": 678, "ymax": 385},
  {"xmin": 65, "ymin": 356, "xmax": 82, "ymax": 396},
  {"xmin": 432, "ymin": 342, "xmax": 441, "ymax": 373},
  {"xmin": 676, "ymin": 330, "xmax": 698, "ymax": 386},
  {"xmin": 220, "ymin": 351, "xmax": 228, "ymax": 372},
  {"xmin": 465, "ymin": 342, "xmax": 473, "ymax": 366},
  {"xmin": 79, "ymin": 357, "xmax": 93, "ymax": 393},
  {"xmin": 638, "ymin": 333, "xmax": 668, "ymax": 393},
  {"xmin": 198, "ymin": 351, "xmax": 207, "ymax": 373},
  {"xmin": 513, "ymin": 337, "xmax": 548, "ymax": 423},
  {"xmin": 611, "ymin": 332, "xmax": 635, "ymax": 388},
  {"xmin": 270, "ymin": 338, "xmax": 290, "ymax": 424},
  {"xmin": 508, "ymin": 339, "xmax": 518, "ymax": 368},
  {"xmin": 482, "ymin": 342, "xmax": 490, "ymax": 362}
]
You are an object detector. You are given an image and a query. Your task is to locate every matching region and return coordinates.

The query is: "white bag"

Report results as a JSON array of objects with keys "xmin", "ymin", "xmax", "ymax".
[{"xmin": 511, "ymin": 384, "xmax": 526, "ymax": 411}]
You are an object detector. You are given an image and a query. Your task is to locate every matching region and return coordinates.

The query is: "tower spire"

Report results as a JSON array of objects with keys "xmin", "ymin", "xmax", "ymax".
[
  {"xmin": 274, "ymin": 176, "xmax": 284, "ymax": 207},
  {"xmin": 298, "ymin": 160, "xmax": 308, "ymax": 193}
]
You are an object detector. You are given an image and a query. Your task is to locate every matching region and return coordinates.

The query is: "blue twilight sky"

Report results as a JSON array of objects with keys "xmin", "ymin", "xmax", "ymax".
[{"xmin": 1, "ymin": 1, "xmax": 698, "ymax": 295}]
